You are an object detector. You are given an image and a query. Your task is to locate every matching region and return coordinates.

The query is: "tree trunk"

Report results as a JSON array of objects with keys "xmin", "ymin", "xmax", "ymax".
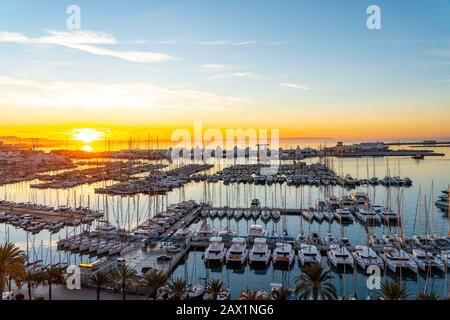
[
  {"xmin": 122, "ymin": 283, "xmax": 126, "ymax": 301},
  {"xmin": 28, "ymin": 283, "xmax": 32, "ymax": 300},
  {"xmin": 48, "ymin": 281, "xmax": 52, "ymax": 301},
  {"xmin": 97, "ymin": 287, "xmax": 100, "ymax": 300},
  {"xmin": 0, "ymin": 271, "xmax": 5, "ymax": 299}
]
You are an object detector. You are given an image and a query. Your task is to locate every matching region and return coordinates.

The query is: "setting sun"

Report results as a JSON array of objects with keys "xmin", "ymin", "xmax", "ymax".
[{"xmin": 71, "ymin": 128, "xmax": 104, "ymax": 144}]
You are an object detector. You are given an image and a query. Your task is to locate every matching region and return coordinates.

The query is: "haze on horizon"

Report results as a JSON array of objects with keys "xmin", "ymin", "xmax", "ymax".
[{"xmin": 0, "ymin": 0, "xmax": 449, "ymax": 142}]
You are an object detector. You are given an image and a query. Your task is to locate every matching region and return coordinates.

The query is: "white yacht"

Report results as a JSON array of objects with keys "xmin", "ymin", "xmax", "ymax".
[
  {"xmin": 260, "ymin": 208, "xmax": 271, "ymax": 221},
  {"xmin": 272, "ymin": 210, "xmax": 281, "ymax": 220},
  {"xmin": 376, "ymin": 207, "xmax": 399, "ymax": 223},
  {"xmin": 247, "ymin": 224, "xmax": 267, "ymax": 239},
  {"xmin": 204, "ymin": 237, "xmax": 226, "ymax": 262},
  {"xmin": 249, "ymin": 238, "xmax": 271, "ymax": 265},
  {"xmin": 323, "ymin": 211, "xmax": 335, "ymax": 222},
  {"xmin": 217, "ymin": 209, "xmax": 226, "ymax": 218},
  {"xmin": 133, "ymin": 229, "xmax": 158, "ymax": 240},
  {"xmin": 217, "ymin": 229, "xmax": 237, "ymax": 238},
  {"xmin": 381, "ymin": 247, "xmax": 418, "ymax": 274},
  {"xmin": 234, "ymin": 209, "xmax": 243, "ymax": 220},
  {"xmin": 355, "ymin": 208, "xmax": 381, "ymax": 224},
  {"xmin": 327, "ymin": 245, "xmax": 354, "ymax": 268},
  {"xmin": 272, "ymin": 243, "xmax": 295, "ymax": 265},
  {"xmin": 252, "ymin": 210, "xmax": 260, "ymax": 219},
  {"xmin": 334, "ymin": 208, "xmax": 354, "ymax": 223},
  {"xmin": 411, "ymin": 249, "xmax": 446, "ymax": 273},
  {"xmin": 251, "ymin": 199, "xmax": 261, "ymax": 209},
  {"xmin": 368, "ymin": 233, "xmax": 388, "ymax": 249},
  {"xmin": 97, "ymin": 241, "xmax": 114, "ymax": 255},
  {"xmin": 209, "ymin": 209, "xmax": 218, "ymax": 218},
  {"xmin": 352, "ymin": 245, "xmax": 384, "ymax": 270},
  {"xmin": 382, "ymin": 234, "xmax": 409, "ymax": 246},
  {"xmin": 412, "ymin": 235, "xmax": 435, "ymax": 249},
  {"xmin": 96, "ymin": 224, "xmax": 117, "ymax": 239},
  {"xmin": 45, "ymin": 221, "xmax": 64, "ymax": 232},
  {"xmin": 226, "ymin": 237, "xmax": 248, "ymax": 264},
  {"xmin": 323, "ymin": 232, "xmax": 338, "ymax": 246},
  {"xmin": 243, "ymin": 210, "xmax": 252, "ymax": 219},
  {"xmin": 189, "ymin": 283, "xmax": 206, "ymax": 300},
  {"xmin": 298, "ymin": 243, "xmax": 321, "ymax": 265},
  {"xmin": 313, "ymin": 211, "xmax": 324, "ymax": 222}
]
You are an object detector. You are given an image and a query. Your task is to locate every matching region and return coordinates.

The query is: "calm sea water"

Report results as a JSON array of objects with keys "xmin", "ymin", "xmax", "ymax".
[{"xmin": 1, "ymin": 143, "xmax": 449, "ymax": 299}]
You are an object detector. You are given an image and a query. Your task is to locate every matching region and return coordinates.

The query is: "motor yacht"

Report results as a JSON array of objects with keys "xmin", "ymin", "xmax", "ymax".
[
  {"xmin": 226, "ymin": 237, "xmax": 248, "ymax": 264},
  {"xmin": 249, "ymin": 238, "xmax": 271, "ymax": 265},
  {"xmin": 204, "ymin": 237, "xmax": 226, "ymax": 262},
  {"xmin": 272, "ymin": 242, "xmax": 295, "ymax": 265},
  {"xmin": 247, "ymin": 224, "xmax": 267, "ymax": 239}
]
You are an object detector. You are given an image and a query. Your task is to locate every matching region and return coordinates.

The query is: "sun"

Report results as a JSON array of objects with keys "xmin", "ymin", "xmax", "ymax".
[
  {"xmin": 81, "ymin": 145, "xmax": 93, "ymax": 152},
  {"xmin": 71, "ymin": 128, "xmax": 104, "ymax": 144}
]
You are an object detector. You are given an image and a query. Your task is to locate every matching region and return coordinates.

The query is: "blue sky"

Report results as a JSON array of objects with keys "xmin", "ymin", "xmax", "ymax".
[{"xmin": 0, "ymin": 0, "xmax": 449, "ymax": 139}]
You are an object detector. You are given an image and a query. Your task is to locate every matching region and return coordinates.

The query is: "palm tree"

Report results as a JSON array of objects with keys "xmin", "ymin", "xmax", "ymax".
[
  {"xmin": 0, "ymin": 242, "xmax": 26, "ymax": 299},
  {"xmin": 416, "ymin": 292, "xmax": 440, "ymax": 300},
  {"xmin": 17, "ymin": 269, "xmax": 45, "ymax": 300},
  {"xmin": 239, "ymin": 288, "xmax": 258, "ymax": 300},
  {"xmin": 379, "ymin": 279, "xmax": 408, "ymax": 300},
  {"xmin": 294, "ymin": 263, "xmax": 337, "ymax": 300},
  {"xmin": 89, "ymin": 271, "xmax": 114, "ymax": 300},
  {"xmin": 141, "ymin": 269, "xmax": 167, "ymax": 298},
  {"xmin": 271, "ymin": 287, "xmax": 291, "ymax": 300},
  {"xmin": 43, "ymin": 266, "xmax": 65, "ymax": 301},
  {"xmin": 167, "ymin": 278, "xmax": 189, "ymax": 300},
  {"xmin": 206, "ymin": 279, "xmax": 224, "ymax": 300},
  {"xmin": 113, "ymin": 265, "xmax": 137, "ymax": 301}
]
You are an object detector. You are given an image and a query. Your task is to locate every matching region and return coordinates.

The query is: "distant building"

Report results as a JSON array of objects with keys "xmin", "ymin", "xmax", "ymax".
[{"xmin": 325, "ymin": 141, "xmax": 388, "ymax": 153}]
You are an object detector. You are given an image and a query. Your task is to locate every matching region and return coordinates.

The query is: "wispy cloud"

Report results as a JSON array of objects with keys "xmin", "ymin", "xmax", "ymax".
[
  {"xmin": 210, "ymin": 72, "xmax": 265, "ymax": 80},
  {"xmin": 195, "ymin": 40, "xmax": 257, "ymax": 46},
  {"xmin": 0, "ymin": 75, "xmax": 251, "ymax": 110},
  {"xmin": 200, "ymin": 64, "xmax": 226, "ymax": 73},
  {"xmin": 278, "ymin": 83, "xmax": 310, "ymax": 90},
  {"xmin": 130, "ymin": 39, "xmax": 177, "ymax": 45},
  {"xmin": 0, "ymin": 30, "xmax": 178, "ymax": 63}
]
